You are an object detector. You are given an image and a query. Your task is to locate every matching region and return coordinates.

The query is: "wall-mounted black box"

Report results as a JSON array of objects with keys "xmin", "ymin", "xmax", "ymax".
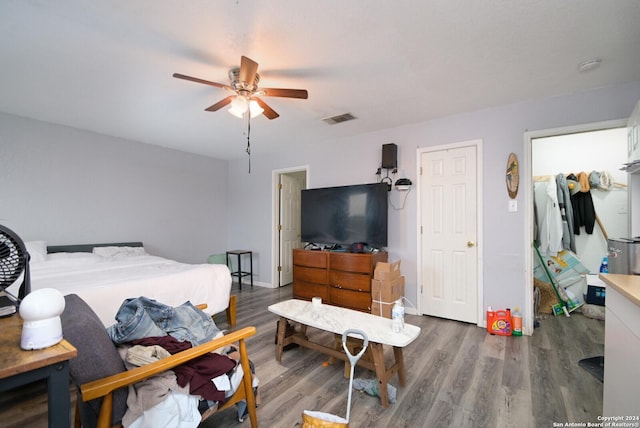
[{"xmin": 382, "ymin": 143, "xmax": 397, "ymax": 169}]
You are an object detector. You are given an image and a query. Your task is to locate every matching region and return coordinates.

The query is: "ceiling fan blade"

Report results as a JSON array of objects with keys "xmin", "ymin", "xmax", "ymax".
[
  {"xmin": 262, "ymin": 88, "xmax": 309, "ymax": 99},
  {"xmin": 254, "ymin": 98, "xmax": 280, "ymax": 120},
  {"xmin": 239, "ymin": 56, "xmax": 259, "ymax": 85},
  {"xmin": 205, "ymin": 96, "xmax": 234, "ymax": 112},
  {"xmin": 173, "ymin": 73, "xmax": 230, "ymax": 90}
]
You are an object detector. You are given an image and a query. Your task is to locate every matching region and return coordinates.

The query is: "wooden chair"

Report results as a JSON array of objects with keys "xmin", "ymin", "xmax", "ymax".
[
  {"xmin": 60, "ymin": 294, "xmax": 258, "ymax": 428},
  {"xmin": 225, "ymin": 294, "xmax": 237, "ymax": 327}
]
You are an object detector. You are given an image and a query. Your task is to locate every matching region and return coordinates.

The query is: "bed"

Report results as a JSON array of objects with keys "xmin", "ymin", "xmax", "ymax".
[{"xmin": 8, "ymin": 241, "xmax": 234, "ymax": 327}]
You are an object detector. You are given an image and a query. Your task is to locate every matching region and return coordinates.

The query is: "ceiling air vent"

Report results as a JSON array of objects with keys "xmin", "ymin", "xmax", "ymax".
[{"xmin": 322, "ymin": 113, "xmax": 357, "ymax": 125}]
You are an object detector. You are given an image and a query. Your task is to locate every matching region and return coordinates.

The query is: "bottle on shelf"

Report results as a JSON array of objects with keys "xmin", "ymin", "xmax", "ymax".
[
  {"xmin": 391, "ymin": 299, "xmax": 405, "ymax": 333},
  {"xmin": 512, "ymin": 307, "xmax": 522, "ymax": 336}
]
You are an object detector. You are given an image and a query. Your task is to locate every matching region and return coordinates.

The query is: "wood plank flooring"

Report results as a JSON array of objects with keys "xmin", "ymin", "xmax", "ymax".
[{"xmin": 0, "ymin": 283, "xmax": 604, "ymax": 427}]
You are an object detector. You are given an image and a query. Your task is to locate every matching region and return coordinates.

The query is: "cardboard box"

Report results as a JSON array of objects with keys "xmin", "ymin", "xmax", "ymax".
[
  {"xmin": 371, "ymin": 276, "xmax": 405, "ymax": 303},
  {"xmin": 371, "ymin": 300, "xmax": 394, "ymax": 318},
  {"xmin": 374, "ymin": 260, "xmax": 401, "ymax": 281}
]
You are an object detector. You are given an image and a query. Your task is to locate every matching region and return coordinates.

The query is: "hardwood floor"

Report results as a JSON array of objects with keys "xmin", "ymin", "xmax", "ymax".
[{"xmin": 0, "ymin": 283, "xmax": 604, "ymax": 428}]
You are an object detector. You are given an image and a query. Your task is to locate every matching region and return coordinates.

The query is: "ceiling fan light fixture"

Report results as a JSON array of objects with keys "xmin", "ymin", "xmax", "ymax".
[
  {"xmin": 228, "ymin": 107, "xmax": 244, "ymax": 118},
  {"xmin": 228, "ymin": 97, "xmax": 263, "ymax": 119},
  {"xmin": 249, "ymin": 100, "xmax": 263, "ymax": 118},
  {"xmin": 175, "ymin": 55, "xmax": 307, "ymax": 123},
  {"xmin": 228, "ymin": 95, "xmax": 248, "ymax": 117},
  {"xmin": 231, "ymin": 95, "xmax": 248, "ymax": 111}
]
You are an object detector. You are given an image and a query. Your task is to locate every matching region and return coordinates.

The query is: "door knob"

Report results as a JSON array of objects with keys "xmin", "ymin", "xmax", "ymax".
[{"xmin": 467, "ymin": 241, "xmax": 475, "ymax": 247}]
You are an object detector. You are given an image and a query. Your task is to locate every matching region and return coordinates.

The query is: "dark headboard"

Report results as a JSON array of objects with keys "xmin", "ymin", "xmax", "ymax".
[{"xmin": 47, "ymin": 242, "xmax": 143, "ymax": 254}]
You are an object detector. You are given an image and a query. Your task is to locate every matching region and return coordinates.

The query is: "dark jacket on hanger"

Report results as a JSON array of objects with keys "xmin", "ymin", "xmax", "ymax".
[{"xmin": 571, "ymin": 191, "xmax": 596, "ymax": 235}]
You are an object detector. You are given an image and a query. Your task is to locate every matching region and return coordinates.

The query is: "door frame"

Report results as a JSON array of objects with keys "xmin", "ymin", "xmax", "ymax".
[
  {"xmin": 416, "ymin": 139, "xmax": 484, "ymax": 327},
  {"xmin": 271, "ymin": 165, "xmax": 309, "ymax": 289},
  {"xmin": 524, "ymin": 118, "xmax": 627, "ymax": 334}
]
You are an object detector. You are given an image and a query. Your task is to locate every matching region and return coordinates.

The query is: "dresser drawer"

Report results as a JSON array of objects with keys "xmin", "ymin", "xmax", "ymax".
[
  {"xmin": 293, "ymin": 281, "xmax": 329, "ymax": 301},
  {"xmin": 329, "ymin": 288, "xmax": 371, "ymax": 312},
  {"xmin": 294, "ymin": 250, "xmax": 328, "ymax": 268},
  {"xmin": 294, "ymin": 266, "xmax": 328, "ymax": 285},
  {"xmin": 329, "ymin": 270, "xmax": 371, "ymax": 292},
  {"xmin": 330, "ymin": 253, "xmax": 373, "ymax": 274}
]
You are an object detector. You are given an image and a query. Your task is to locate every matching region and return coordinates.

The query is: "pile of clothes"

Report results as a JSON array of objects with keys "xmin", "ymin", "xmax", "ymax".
[{"xmin": 107, "ymin": 297, "xmax": 259, "ymax": 428}]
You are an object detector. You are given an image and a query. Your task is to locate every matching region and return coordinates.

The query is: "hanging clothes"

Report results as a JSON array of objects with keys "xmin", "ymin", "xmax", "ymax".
[
  {"xmin": 599, "ymin": 170, "xmax": 614, "ymax": 190},
  {"xmin": 567, "ymin": 173, "xmax": 596, "ymax": 235},
  {"xmin": 534, "ymin": 175, "xmax": 563, "ymax": 256},
  {"xmin": 577, "ymin": 171, "xmax": 591, "ymax": 192},
  {"xmin": 555, "ymin": 173, "xmax": 576, "ymax": 253}
]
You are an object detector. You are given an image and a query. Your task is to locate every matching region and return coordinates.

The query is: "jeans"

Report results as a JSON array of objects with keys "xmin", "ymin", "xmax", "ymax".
[{"xmin": 107, "ymin": 296, "xmax": 220, "ymax": 346}]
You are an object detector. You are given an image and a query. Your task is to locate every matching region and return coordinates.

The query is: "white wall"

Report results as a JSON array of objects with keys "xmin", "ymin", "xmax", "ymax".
[
  {"xmin": 2, "ymin": 81, "xmax": 638, "ymax": 321},
  {"xmin": 533, "ymin": 128, "xmax": 628, "ymax": 272},
  {"xmin": 0, "ymin": 113, "xmax": 229, "ymax": 263},
  {"xmin": 227, "ymin": 81, "xmax": 640, "ymax": 318}
]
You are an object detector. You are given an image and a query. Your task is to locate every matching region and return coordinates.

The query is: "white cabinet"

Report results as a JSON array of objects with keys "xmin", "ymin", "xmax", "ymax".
[{"xmin": 601, "ymin": 274, "xmax": 640, "ymax": 417}]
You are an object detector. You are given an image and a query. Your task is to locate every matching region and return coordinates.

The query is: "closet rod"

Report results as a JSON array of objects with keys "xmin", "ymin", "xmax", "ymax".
[{"xmin": 532, "ymin": 174, "xmax": 627, "ymax": 188}]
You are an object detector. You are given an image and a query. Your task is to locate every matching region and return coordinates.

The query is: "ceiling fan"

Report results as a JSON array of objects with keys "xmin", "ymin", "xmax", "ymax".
[{"xmin": 173, "ymin": 56, "xmax": 308, "ymax": 120}]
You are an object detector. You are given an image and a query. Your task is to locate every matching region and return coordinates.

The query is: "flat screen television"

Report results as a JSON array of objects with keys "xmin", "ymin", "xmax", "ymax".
[{"xmin": 301, "ymin": 183, "xmax": 388, "ymax": 248}]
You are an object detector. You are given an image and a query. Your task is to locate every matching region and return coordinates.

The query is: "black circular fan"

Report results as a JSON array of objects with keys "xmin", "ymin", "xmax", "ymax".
[{"xmin": 0, "ymin": 224, "xmax": 31, "ymax": 312}]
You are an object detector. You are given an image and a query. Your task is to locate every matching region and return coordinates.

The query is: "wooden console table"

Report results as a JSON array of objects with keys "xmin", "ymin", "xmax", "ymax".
[
  {"xmin": 268, "ymin": 299, "xmax": 421, "ymax": 407},
  {"xmin": 0, "ymin": 314, "xmax": 77, "ymax": 428}
]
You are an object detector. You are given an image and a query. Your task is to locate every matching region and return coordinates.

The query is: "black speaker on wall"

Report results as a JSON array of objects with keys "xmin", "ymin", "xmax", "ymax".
[{"xmin": 382, "ymin": 143, "xmax": 397, "ymax": 169}]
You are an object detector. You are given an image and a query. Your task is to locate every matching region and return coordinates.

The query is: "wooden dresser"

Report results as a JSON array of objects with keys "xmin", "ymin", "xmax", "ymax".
[{"xmin": 292, "ymin": 248, "xmax": 388, "ymax": 312}]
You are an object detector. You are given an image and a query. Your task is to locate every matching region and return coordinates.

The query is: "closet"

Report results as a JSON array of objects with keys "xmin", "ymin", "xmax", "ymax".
[{"xmin": 532, "ymin": 127, "xmax": 628, "ymax": 311}]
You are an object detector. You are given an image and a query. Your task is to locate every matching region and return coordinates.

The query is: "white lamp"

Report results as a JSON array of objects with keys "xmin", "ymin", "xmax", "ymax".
[{"xmin": 19, "ymin": 288, "xmax": 65, "ymax": 350}]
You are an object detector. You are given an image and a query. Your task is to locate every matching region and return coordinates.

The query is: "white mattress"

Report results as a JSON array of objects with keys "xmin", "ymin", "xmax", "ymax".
[{"xmin": 8, "ymin": 253, "xmax": 232, "ymax": 326}]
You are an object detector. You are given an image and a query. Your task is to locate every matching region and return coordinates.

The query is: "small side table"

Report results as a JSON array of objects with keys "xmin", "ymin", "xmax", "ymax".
[
  {"xmin": 226, "ymin": 250, "xmax": 253, "ymax": 289},
  {"xmin": 0, "ymin": 314, "xmax": 77, "ymax": 428}
]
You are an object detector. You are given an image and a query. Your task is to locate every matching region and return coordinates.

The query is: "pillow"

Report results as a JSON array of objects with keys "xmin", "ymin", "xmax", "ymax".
[
  {"xmin": 93, "ymin": 246, "xmax": 147, "ymax": 259},
  {"xmin": 48, "ymin": 252, "xmax": 100, "ymax": 261},
  {"xmin": 61, "ymin": 294, "xmax": 128, "ymax": 426},
  {"xmin": 25, "ymin": 241, "xmax": 47, "ymax": 263}
]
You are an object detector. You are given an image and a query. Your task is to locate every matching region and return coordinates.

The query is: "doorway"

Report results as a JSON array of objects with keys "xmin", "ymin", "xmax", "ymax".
[
  {"xmin": 524, "ymin": 119, "xmax": 628, "ymax": 332},
  {"xmin": 418, "ymin": 140, "xmax": 483, "ymax": 325},
  {"xmin": 532, "ymin": 127, "xmax": 628, "ymax": 270},
  {"xmin": 272, "ymin": 167, "xmax": 308, "ymax": 288}
]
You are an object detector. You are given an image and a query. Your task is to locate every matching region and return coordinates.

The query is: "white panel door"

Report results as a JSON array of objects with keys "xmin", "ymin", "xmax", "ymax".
[
  {"xmin": 420, "ymin": 145, "xmax": 478, "ymax": 323},
  {"xmin": 279, "ymin": 173, "xmax": 303, "ymax": 286}
]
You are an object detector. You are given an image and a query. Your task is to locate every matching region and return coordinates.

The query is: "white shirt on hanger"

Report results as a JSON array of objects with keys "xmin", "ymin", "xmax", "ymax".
[{"xmin": 534, "ymin": 176, "xmax": 564, "ymax": 256}]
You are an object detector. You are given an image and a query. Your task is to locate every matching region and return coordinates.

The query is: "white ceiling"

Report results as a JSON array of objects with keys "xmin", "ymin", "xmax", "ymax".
[{"xmin": 1, "ymin": 1, "xmax": 639, "ymax": 160}]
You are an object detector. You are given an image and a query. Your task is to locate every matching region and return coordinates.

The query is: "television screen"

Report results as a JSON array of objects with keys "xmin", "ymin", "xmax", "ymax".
[{"xmin": 301, "ymin": 183, "xmax": 388, "ymax": 247}]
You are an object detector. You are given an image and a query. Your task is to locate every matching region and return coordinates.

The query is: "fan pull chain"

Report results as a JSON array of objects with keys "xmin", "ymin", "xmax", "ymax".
[{"xmin": 246, "ymin": 112, "xmax": 251, "ymax": 173}]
